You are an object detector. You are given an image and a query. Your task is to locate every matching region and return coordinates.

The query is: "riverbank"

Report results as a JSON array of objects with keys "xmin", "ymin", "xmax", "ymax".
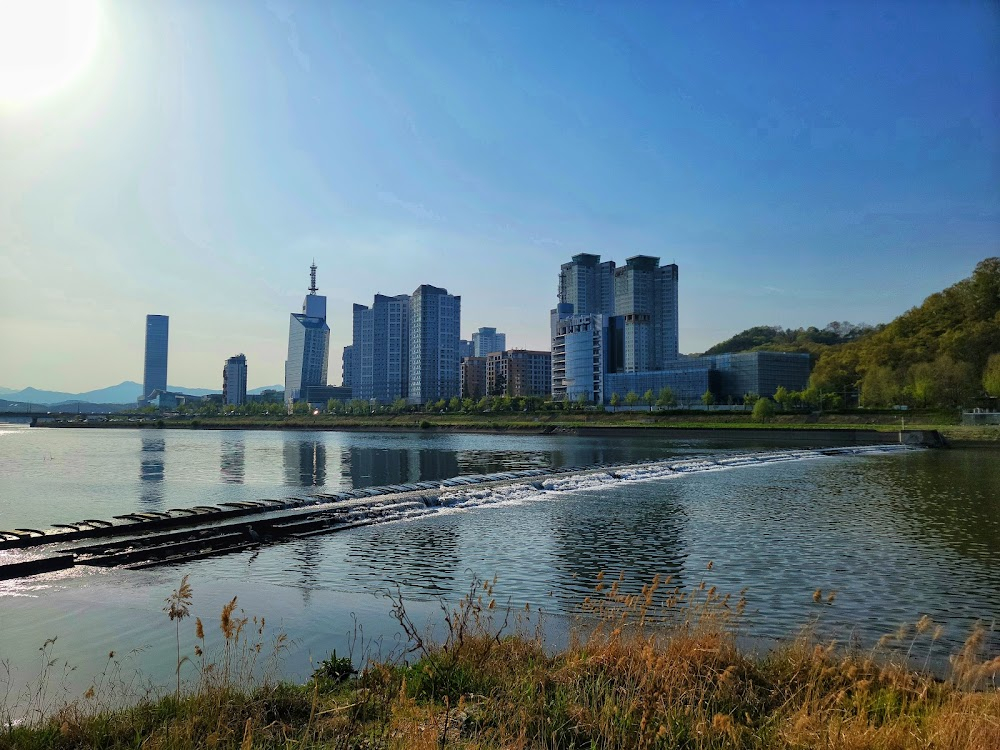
[
  {"xmin": 3, "ymin": 577, "xmax": 998, "ymax": 750},
  {"xmin": 31, "ymin": 410, "xmax": 990, "ymax": 446}
]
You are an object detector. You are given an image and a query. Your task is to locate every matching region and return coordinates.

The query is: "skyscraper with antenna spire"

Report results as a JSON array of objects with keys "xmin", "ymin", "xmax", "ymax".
[{"xmin": 284, "ymin": 262, "xmax": 330, "ymax": 408}]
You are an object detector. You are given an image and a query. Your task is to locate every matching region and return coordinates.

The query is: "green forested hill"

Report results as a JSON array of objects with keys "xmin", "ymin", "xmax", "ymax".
[
  {"xmin": 808, "ymin": 257, "xmax": 1000, "ymax": 407},
  {"xmin": 703, "ymin": 258, "xmax": 1000, "ymax": 408},
  {"xmin": 702, "ymin": 321, "xmax": 878, "ymax": 357}
]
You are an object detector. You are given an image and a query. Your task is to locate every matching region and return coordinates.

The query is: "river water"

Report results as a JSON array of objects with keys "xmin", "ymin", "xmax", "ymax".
[{"xmin": 1, "ymin": 425, "xmax": 998, "ymax": 708}]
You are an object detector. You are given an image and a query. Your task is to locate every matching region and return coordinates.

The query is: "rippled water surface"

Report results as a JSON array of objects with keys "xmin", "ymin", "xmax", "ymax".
[{"xmin": 1, "ymin": 426, "xmax": 998, "ymax": 700}]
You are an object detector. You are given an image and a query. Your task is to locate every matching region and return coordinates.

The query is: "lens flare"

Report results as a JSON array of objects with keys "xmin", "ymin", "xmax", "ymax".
[{"xmin": 0, "ymin": 0, "xmax": 103, "ymax": 107}]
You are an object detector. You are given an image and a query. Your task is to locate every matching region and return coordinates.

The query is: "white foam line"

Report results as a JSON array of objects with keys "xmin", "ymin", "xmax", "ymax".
[
  {"xmin": 356, "ymin": 445, "xmax": 922, "ymax": 527},
  {"xmin": 282, "ymin": 445, "xmax": 920, "ymax": 534}
]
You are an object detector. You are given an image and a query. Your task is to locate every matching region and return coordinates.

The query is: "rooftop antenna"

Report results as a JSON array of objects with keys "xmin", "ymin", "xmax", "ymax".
[{"xmin": 308, "ymin": 259, "xmax": 318, "ymax": 295}]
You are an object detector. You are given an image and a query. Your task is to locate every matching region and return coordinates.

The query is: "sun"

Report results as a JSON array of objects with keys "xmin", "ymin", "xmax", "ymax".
[{"xmin": 0, "ymin": 0, "xmax": 103, "ymax": 108}]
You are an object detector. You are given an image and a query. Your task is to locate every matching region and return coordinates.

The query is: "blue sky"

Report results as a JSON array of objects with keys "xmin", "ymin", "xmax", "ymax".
[{"xmin": 1, "ymin": 0, "xmax": 997, "ymax": 391}]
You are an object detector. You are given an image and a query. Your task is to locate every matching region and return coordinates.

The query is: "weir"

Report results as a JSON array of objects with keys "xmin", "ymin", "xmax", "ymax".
[{"xmin": 0, "ymin": 445, "xmax": 920, "ymax": 582}]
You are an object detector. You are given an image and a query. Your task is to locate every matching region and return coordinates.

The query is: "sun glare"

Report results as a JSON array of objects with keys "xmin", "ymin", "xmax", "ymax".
[{"xmin": 0, "ymin": 0, "xmax": 103, "ymax": 108}]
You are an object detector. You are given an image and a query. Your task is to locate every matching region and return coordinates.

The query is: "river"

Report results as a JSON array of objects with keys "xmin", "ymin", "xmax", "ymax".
[{"xmin": 1, "ymin": 425, "xmax": 997, "ymax": 710}]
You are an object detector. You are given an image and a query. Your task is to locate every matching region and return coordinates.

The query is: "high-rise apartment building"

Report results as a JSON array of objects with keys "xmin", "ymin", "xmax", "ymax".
[
  {"xmin": 223, "ymin": 354, "xmax": 248, "ymax": 406},
  {"xmin": 558, "ymin": 253, "xmax": 616, "ymax": 317},
  {"xmin": 408, "ymin": 284, "xmax": 461, "ymax": 404},
  {"xmin": 458, "ymin": 339, "xmax": 474, "ymax": 360},
  {"xmin": 142, "ymin": 314, "xmax": 169, "ymax": 401},
  {"xmin": 486, "ymin": 350, "xmax": 552, "ymax": 397},
  {"xmin": 284, "ymin": 263, "xmax": 330, "ymax": 406},
  {"xmin": 342, "ymin": 346, "xmax": 353, "ymax": 389},
  {"xmin": 351, "ymin": 293, "xmax": 410, "ymax": 403},
  {"xmin": 472, "ymin": 327, "xmax": 506, "ymax": 357},
  {"xmin": 613, "ymin": 255, "xmax": 678, "ymax": 370}
]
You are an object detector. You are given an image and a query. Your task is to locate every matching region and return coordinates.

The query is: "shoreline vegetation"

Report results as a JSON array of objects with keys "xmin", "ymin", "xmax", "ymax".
[
  {"xmin": 3, "ymin": 575, "xmax": 998, "ymax": 749},
  {"xmin": 31, "ymin": 410, "xmax": 997, "ymax": 446}
]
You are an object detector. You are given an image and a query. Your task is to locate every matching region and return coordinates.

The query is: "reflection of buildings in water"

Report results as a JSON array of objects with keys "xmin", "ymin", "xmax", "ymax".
[
  {"xmin": 139, "ymin": 435, "xmax": 165, "ymax": 507},
  {"xmin": 455, "ymin": 449, "xmax": 550, "ymax": 476},
  {"xmin": 417, "ymin": 449, "xmax": 458, "ymax": 483},
  {"xmin": 289, "ymin": 537, "xmax": 323, "ymax": 606},
  {"xmin": 549, "ymin": 444, "xmax": 628, "ymax": 470},
  {"xmin": 283, "ymin": 439, "xmax": 327, "ymax": 487},
  {"xmin": 851, "ymin": 452, "xmax": 1000, "ymax": 566},
  {"xmin": 342, "ymin": 447, "xmax": 460, "ymax": 488},
  {"xmin": 550, "ymin": 488, "xmax": 688, "ymax": 597},
  {"xmin": 351, "ymin": 522, "xmax": 461, "ymax": 595},
  {"xmin": 220, "ymin": 438, "xmax": 246, "ymax": 484},
  {"xmin": 345, "ymin": 447, "xmax": 411, "ymax": 488}
]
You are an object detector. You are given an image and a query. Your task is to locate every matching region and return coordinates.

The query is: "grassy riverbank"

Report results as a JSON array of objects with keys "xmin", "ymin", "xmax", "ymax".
[
  {"xmin": 37, "ymin": 409, "xmax": 998, "ymax": 446},
  {"xmin": 4, "ymin": 577, "xmax": 998, "ymax": 749}
]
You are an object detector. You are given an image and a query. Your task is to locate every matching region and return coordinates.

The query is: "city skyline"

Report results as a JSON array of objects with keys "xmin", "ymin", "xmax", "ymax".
[{"xmin": 1, "ymin": 1, "xmax": 997, "ymax": 391}]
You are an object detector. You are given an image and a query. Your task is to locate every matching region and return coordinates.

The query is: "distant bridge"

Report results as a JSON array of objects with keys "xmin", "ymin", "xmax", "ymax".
[{"xmin": 0, "ymin": 411, "xmax": 114, "ymax": 423}]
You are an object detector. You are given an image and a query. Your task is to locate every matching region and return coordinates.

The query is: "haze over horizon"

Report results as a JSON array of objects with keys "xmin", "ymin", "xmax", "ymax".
[{"xmin": 1, "ymin": 0, "xmax": 997, "ymax": 392}]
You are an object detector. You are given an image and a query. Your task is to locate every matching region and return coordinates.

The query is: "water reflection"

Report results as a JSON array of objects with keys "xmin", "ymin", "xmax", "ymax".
[
  {"xmin": 139, "ymin": 435, "xmax": 164, "ymax": 507},
  {"xmin": 344, "ymin": 522, "xmax": 461, "ymax": 596},
  {"xmin": 286, "ymin": 537, "xmax": 323, "ymax": 605},
  {"xmin": 220, "ymin": 438, "xmax": 245, "ymax": 484},
  {"xmin": 343, "ymin": 447, "xmax": 459, "ymax": 487},
  {"xmin": 340, "ymin": 441, "xmax": 710, "ymax": 489},
  {"xmin": 550, "ymin": 489, "xmax": 688, "ymax": 606},
  {"xmin": 283, "ymin": 439, "xmax": 327, "ymax": 487},
  {"xmin": 855, "ymin": 450, "xmax": 1000, "ymax": 564}
]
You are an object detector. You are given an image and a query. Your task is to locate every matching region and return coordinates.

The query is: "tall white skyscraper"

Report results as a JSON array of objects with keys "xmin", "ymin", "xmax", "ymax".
[
  {"xmin": 284, "ymin": 263, "xmax": 330, "ymax": 407},
  {"xmin": 142, "ymin": 314, "xmax": 169, "ymax": 402},
  {"xmin": 408, "ymin": 284, "xmax": 461, "ymax": 404}
]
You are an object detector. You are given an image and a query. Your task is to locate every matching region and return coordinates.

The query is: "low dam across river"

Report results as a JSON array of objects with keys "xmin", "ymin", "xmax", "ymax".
[{"xmin": 0, "ymin": 444, "xmax": 921, "ymax": 582}]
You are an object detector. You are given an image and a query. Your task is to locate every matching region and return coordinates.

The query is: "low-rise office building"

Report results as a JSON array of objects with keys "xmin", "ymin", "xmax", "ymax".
[
  {"xmin": 486, "ymin": 350, "xmax": 552, "ymax": 397},
  {"xmin": 604, "ymin": 363, "xmax": 712, "ymax": 406},
  {"xmin": 602, "ymin": 351, "xmax": 811, "ymax": 405},
  {"xmin": 302, "ymin": 384, "xmax": 352, "ymax": 407},
  {"xmin": 706, "ymin": 351, "xmax": 811, "ymax": 401},
  {"xmin": 460, "ymin": 357, "xmax": 487, "ymax": 400}
]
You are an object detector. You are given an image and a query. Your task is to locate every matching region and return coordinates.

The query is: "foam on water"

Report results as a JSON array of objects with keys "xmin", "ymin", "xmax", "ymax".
[{"xmin": 354, "ymin": 444, "xmax": 918, "ymax": 527}]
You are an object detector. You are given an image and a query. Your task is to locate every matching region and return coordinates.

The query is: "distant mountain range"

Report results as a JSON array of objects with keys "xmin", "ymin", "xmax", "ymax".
[{"xmin": 0, "ymin": 381, "xmax": 284, "ymax": 406}]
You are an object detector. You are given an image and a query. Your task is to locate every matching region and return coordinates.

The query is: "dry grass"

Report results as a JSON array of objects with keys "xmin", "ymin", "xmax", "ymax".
[{"xmin": 2, "ymin": 574, "xmax": 998, "ymax": 749}]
